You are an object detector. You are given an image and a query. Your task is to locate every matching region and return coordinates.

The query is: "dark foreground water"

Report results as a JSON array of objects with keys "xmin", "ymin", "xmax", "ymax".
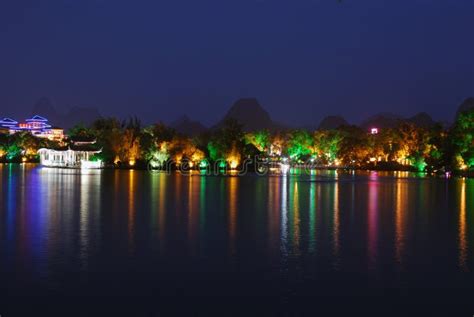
[{"xmin": 1, "ymin": 164, "xmax": 474, "ymax": 316}]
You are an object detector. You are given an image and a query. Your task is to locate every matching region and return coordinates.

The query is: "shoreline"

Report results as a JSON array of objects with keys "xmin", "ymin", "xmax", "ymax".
[{"xmin": 3, "ymin": 162, "xmax": 472, "ymax": 178}]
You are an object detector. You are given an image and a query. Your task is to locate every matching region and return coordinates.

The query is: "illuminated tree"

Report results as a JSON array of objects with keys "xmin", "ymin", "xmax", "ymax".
[
  {"xmin": 141, "ymin": 122, "xmax": 176, "ymax": 168},
  {"xmin": 167, "ymin": 136, "xmax": 205, "ymax": 166},
  {"xmin": 68, "ymin": 124, "xmax": 95, "ymax": 139},
  {"xmin": 119, "ymin": 117, "xmax": 142, "ymax": 164},
  {"xmin": 386, "ymin": 123, "xmax": 433, "ymax": 171},
  {"xmin": 226, "ymin": 143, "xmax": 241, "ymax": 168},
  {"xmin": 244, "ymin": 130, "xmax": 270, "ymax": 153},
  {"xmin": 0, "ymin": 135, "xmax": 5, "ymax": 160},
  {"xmin": 450, "ymin": 109, "xmax": 474, "ymax": 169},
  {"xmin": 207, "ymin": 119, "xmax": 244, "ymax": 167},
  {"xmin": 150, "ymin": 122, "xmax": 176, "ymax": 144},
  {"xmin": 313, "ymin": 130, "xmax": 342, "ymax": 164},
  {"xmin": 190, "ymin": 148, "xmax": 205, "ymax": 165},
  {"xmin": 7, "ymin": 131, "xmax": 49, "ymax": 161},
  {"xmin": 286, "ymin": 130, "xmax": 313, "ymax": 161},
  {"xmin": 424, "ymin": 124, "xmax": 447, "ymax": 171},
  {"xmin": 121, "ymin": 129, "xmax": 140, "ymax": 164},
  {"xmin": 207, "ymin": 141, "xmax": 221, "ymax": 161},
  {"xmin": 5, "ymin": 144, "xmax": 21, "ymax": 160},
  {"xmin": 269, "ymin": 133, "xmax": 285, "ymax": 157},
  {"xmin": 146, "ymin": 142, "xmax": 169, "ymax": 168},
  {"xmin": 91, "ymin": 117, "xmax": 123, "ymax": 163},
  {"xmin": 337, "ymin": 126, "xmax": 370, "ymax": 166}
]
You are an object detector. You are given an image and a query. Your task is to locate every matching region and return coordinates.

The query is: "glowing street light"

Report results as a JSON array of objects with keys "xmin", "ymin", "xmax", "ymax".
[
  {"xmin": 229, "ymin": 160, "xmax": 238, "ymax": 169},
  {"xmin": 199, "ymin": 160, "xmax": 208, "ymax": 169}
]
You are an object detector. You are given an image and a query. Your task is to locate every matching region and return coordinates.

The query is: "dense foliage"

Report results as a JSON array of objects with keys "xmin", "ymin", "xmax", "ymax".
[{"xmin": 2, "ymin": 109, "xmax": 474, "ymax": 174}]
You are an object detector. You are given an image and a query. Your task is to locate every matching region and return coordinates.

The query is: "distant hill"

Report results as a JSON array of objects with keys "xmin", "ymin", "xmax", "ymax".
[
  {"xmin": 455, "ymin": 97, "xmax": 474, "ymax": 120},
  {"xmin": 170, "ymin": 115, "xmax": 207, "ymax": 136},
  {"xmin": 32, "ymin": 97, "xmax": 102, "ymax": 129},
  {"xmin": 214, "ymin": 98, "xmax": 285, "ymax": 132},
  {"xmin": 64, "ymin": 106, "xmax": 102, "ymax": 128},
  {"xmin": 32, "ymin": 97, "xmax": 62, "ymax": 125},
  {"xmin": 360, "ymin": 113, "xmax": 402, "ymax": 130},
  {"xmin": 318, "ymin": 115, "xmax": 349, "ymax": 130},
  {"xmin": 360, "ymin": 112, "xmax": 436, "ymax": 130},
  {"xmin": 407, "ymin": 112, "xmax": 436, "ymax": 128}
]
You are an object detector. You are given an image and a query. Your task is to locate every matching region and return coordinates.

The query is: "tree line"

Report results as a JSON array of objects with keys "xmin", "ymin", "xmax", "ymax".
[{"xmin": 1, "ymin": 108, "xmax": 474, "ymax": 174}]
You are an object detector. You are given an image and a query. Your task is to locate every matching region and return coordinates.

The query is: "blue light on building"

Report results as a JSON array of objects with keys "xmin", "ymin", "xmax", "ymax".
[
  {"xmin": 0, "ymin": 115, "xmax": 63, "ymax": 141},
  {"xmin": 0, "ymin": 118, "xmax": 19, "ymax": 129}
]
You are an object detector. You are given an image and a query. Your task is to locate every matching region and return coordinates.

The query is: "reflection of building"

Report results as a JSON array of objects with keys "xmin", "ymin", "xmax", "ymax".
[
  {"xmin": 0, "ymin": 115, "xmax": 64, "ymax": 141},
  {"xmin": 38, "ymin": 138, "xmax": 103, "ymax": 169}
]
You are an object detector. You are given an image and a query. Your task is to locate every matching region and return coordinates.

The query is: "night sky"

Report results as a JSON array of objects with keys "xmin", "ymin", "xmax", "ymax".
[{"xmin": 1, "ymin": 0, "xmax": 473, "ymax": 126}]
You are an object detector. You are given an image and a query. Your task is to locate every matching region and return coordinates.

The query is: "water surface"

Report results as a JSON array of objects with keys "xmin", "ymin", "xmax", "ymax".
[{"xmin": 1, "ymin": 164, "xmax": 473, "ymax": 315}]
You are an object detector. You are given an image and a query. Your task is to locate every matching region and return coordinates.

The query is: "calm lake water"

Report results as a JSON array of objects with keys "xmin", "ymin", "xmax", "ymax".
[{"xmin": 1, "ymin": 164, "xmax": 474, "ymax": 315}]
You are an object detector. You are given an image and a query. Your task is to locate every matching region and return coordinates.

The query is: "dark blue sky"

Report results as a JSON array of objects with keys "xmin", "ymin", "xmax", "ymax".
[{"xmin": 1, "ymin": 0, "xmax": 473, "ymax": 126}]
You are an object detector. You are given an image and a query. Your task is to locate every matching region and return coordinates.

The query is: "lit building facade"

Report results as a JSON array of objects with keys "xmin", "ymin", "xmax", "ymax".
[
  {"xmin": 0, "ymin": 118, "xmax": 18, "ymax": 134},
  {"xmin": 38, "ymin": 138, "xmax": 103, "ymax": 169},
  {"xmin": 0, "ymin": 115, "xmax": 64, "ymax": 141}
]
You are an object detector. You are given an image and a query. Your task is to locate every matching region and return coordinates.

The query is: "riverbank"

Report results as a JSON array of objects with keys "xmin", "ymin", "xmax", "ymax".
[{"xmin": 2, "ymin": 161, "xmax": 472, "ymax": 178}]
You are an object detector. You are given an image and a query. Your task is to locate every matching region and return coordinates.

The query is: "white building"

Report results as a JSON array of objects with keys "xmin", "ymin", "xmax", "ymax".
[{"xmin": 38, "ymin": 139, "xmax": 103, "ymax": 169}]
